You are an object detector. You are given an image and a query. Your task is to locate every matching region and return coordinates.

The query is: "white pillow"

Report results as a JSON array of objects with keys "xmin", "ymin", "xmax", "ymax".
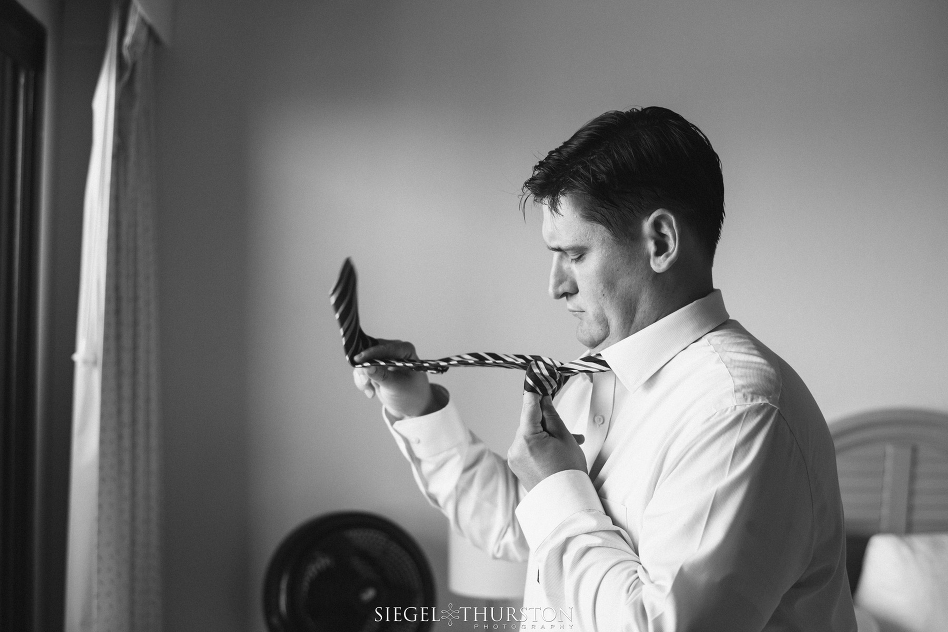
[{"xmin": 854, "ymin": 532, "xmax": 948, "ymax": 632}]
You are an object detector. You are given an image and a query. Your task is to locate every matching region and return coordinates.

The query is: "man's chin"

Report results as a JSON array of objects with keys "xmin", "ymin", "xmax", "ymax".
[{"xmin": 575, "ymin": 326, "xmax": 607, "ymax": 353}]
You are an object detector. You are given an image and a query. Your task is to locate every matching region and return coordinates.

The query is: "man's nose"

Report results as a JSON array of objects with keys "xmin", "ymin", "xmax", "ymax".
[{"xmin": 548, "ymin": 256, "xmax": 575, "ymax": 299}]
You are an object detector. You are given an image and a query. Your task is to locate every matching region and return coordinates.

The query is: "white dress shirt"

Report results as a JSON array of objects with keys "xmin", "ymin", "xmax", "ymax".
[{"xmin": 384, "ymin": 290, "xmax": 857, "ymax": 631}]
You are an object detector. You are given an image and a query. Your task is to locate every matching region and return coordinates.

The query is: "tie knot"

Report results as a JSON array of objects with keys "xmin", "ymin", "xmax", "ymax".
[
  {"xmin": 523, "ymin": 358, "xmax": 562, "ymax": 397},
  {"xmin": 523, "ymin": 354, "xmax": 610, "ymax": 398}
]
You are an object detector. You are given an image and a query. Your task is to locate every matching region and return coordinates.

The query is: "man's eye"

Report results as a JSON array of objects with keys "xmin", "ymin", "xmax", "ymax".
[{"xmin": 570, "ymin": 254, "xmax": 584, "ymax": 263}]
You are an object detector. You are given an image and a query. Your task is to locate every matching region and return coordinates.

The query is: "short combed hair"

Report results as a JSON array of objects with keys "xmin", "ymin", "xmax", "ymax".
[{"xmin": 521, "ymin": 106, "xmax": 725, "ymax": 258}]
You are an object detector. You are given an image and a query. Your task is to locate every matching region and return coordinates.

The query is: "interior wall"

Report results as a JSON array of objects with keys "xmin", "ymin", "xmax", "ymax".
[
  {"xmin": 155, "ymin": 1, "xmax": 948, "ymax": 631},
  {"xmin": 155, "ymin": 1, "xmax": 252, "ymax": 630}
]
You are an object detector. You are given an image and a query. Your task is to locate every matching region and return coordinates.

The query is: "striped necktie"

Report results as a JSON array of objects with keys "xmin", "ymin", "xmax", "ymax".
[{"xmin": 330, "ymin": 258, "xmax": 610, "ymax": 398}]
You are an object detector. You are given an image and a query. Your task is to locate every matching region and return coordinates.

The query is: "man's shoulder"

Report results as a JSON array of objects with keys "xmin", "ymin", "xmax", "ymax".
[{"xmin": 677, "ymin": 319, "xmax": 787, "ymax": 410}]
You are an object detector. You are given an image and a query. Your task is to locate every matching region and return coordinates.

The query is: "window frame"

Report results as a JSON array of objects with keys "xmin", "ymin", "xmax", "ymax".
[{"xmin": 0, "ymin": 1, "xmax": 46, "ymax": 630}]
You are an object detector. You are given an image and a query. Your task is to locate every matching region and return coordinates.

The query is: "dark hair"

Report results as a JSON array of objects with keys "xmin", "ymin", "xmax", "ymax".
[{"xmin": 521, "ymin": 106, "xmax": 725, "ymax": 258}]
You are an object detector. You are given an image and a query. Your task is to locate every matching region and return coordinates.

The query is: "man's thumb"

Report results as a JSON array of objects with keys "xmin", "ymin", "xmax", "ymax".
[
  {"xmin": 520, "ymin": 392, "xmax": 543, "ymax": 432},
  {"xmin": 538, "ymin": 396, "xmax": 570, "ymax": 437}
]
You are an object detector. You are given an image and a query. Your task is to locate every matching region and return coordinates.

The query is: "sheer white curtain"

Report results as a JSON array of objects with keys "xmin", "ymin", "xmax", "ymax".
[{"xmin": 65, "ymin": 2, "xmax": 162, "ymax": 630}]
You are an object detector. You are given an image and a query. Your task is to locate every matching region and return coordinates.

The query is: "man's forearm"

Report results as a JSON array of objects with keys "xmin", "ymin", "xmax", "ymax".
[{"xmin": 383, "ymin": 393, "xmax": 530, "ymax": 562}]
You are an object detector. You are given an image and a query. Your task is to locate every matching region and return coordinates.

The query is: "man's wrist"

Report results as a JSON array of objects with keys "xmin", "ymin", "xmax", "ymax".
[
  {"xmin": 515, "ymin": 470, "xmax": 603, "ymax": 549},
  {"xmin": 386, "ymin": 384, "xmax": 448, "ymax": 420},
  {"xmin": 418, "ymin": 383, "xmax": 449, "ymax": 415},
  {"xmin": 518, "ymin": 464, "xmax": 585, "ymax": 493}
]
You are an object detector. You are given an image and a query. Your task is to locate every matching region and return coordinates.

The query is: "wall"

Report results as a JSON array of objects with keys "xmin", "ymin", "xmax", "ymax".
[
  {"xmin": 156, "ymin": 1, "xmax": 252, "ymax": 630},
  {"xmin": 156, "ymin": 1, "xmax": 948, "ymax": 631}
]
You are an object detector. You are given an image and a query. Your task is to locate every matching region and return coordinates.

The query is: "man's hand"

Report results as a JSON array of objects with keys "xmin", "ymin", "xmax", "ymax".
[
  {"xmin": 507, "ymin": 392, "xmax": 587, "ymax": 491},
  {"xmin": 352, "ymin": 339, "xmax": 442, "ymax": 419}
]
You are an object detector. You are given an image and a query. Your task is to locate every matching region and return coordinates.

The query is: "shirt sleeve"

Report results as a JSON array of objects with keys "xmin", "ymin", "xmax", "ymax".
[
  {"xmin": 385, "ymin": 385, "xmax": 530, "ymax": 562},
  {"xmin": 515, "ymin": 403, "xmax": 815, "ymax": 631}
]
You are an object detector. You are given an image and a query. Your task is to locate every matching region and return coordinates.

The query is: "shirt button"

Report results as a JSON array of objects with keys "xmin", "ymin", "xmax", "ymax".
[
  {"xmin": 594, "ymin": 414, "xmax": 605, "ymax": 425},
  {"xmin": 412, "ymin": 438, "xmax": 421, "ymax": 445}
]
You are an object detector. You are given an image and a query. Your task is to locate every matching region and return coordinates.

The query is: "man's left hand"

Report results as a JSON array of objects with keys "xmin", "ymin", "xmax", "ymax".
[{"xmin": 508, "ymin": 392, "xmax": 587, "ymax": 491}]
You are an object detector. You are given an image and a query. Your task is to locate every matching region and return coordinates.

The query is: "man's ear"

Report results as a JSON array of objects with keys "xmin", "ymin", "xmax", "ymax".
[{"xmin": 644, "ymin": 209, "xmax": 680, "ymax": 273}]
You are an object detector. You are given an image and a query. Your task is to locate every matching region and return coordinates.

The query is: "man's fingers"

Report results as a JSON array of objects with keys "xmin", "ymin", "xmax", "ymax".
[
  {"xmin": 520, "ymin": 393, "xmax": 580, "ymax": 443},
  {"xmin": 363, "ymin": 365, "xmax": 390, "ymax": 383},
  {"xmin": 354, "ymin": 339, "xmax": 418, "ymax": 363},
  {"xmin": 352, "ymin": 368, "xmax": 376, "ymax": 398},
  {"xmin": 538, "ymin": 396, "xmax": 572, "ymax": 440}
]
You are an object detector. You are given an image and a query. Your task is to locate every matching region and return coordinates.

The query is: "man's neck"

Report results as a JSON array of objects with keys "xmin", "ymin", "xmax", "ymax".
[{"xmin": 617, "ymin": 277, "xmax": 715, "ymax": 346}]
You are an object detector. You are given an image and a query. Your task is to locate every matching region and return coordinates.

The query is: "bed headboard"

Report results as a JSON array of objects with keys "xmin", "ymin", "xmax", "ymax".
[{"xmin": 830, "ymin": 408, "xmax": 948, "ymax": 591}]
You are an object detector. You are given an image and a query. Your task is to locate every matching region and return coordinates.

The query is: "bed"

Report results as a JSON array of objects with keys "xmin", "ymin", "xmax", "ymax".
[{"xmin": 830, "ymin": 408, "xmax": 948, "ymax": 632}]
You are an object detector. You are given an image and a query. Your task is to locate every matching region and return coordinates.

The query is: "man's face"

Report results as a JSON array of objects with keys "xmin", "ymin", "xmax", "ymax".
[{"xmin": 541, "ymin": 196, "xmax": 648, "ymax": 353}]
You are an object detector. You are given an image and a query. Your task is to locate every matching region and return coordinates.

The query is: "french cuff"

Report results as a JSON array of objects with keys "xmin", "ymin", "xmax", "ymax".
[
  {"xmin": 515, "ymin": 469, "xmax": 603, "ymax": 549},
  {"xmin": 385, "ymin": 385, "xmax": 469, "ymax": 459}
]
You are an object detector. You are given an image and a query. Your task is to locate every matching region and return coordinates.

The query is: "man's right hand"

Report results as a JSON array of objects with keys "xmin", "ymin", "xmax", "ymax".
[{"xmin": 352, "ymin": 339, "xmax": 443, "ymax": 419}]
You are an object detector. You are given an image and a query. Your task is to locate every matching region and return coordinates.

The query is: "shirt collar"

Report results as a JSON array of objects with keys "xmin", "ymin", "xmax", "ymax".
[{"xmin": 599, "ymin": 289, "xmax": 729, "ymax": 395}]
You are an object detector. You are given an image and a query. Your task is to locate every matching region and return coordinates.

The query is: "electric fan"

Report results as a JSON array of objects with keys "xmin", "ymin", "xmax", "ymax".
[{"xmin": 263, "ymin": 511, "xmax": 436, "ymax": 632}]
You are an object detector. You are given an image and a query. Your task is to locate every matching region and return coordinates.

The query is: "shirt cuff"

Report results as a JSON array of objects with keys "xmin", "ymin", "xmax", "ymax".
[
  {"xmin": 515, "ymin": 469, "xmax": 603, "ymax": 549},
  {"xmin": 386, "ymin": 385, "xmax": 470, "ymax": 459}
]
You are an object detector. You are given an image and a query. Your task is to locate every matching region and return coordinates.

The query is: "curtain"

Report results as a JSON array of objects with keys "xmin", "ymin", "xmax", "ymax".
[
  {"xmin": 65, "ymin": 3, "xmax": 162, "ymax": 630},
  {"xmin": 64, "ymin": 6, "xmax": 118, "ymax": 629}
]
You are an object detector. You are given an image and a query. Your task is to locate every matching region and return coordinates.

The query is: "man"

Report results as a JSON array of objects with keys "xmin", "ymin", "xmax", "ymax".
[{"xmin": 352, "ymin": 107, "xmax": 856, "ymax": 631}]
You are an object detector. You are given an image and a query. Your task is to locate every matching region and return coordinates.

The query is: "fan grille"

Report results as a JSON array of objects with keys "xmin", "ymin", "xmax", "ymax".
[{"xmin": 264, "ymin": 512, "xmax": 436, "ymax": 632}]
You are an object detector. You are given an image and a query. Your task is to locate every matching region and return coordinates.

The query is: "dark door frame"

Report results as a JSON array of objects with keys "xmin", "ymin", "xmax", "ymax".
[{"xmin": 0, "ymin": 1, "xmax": 45, "ymax": 631}]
